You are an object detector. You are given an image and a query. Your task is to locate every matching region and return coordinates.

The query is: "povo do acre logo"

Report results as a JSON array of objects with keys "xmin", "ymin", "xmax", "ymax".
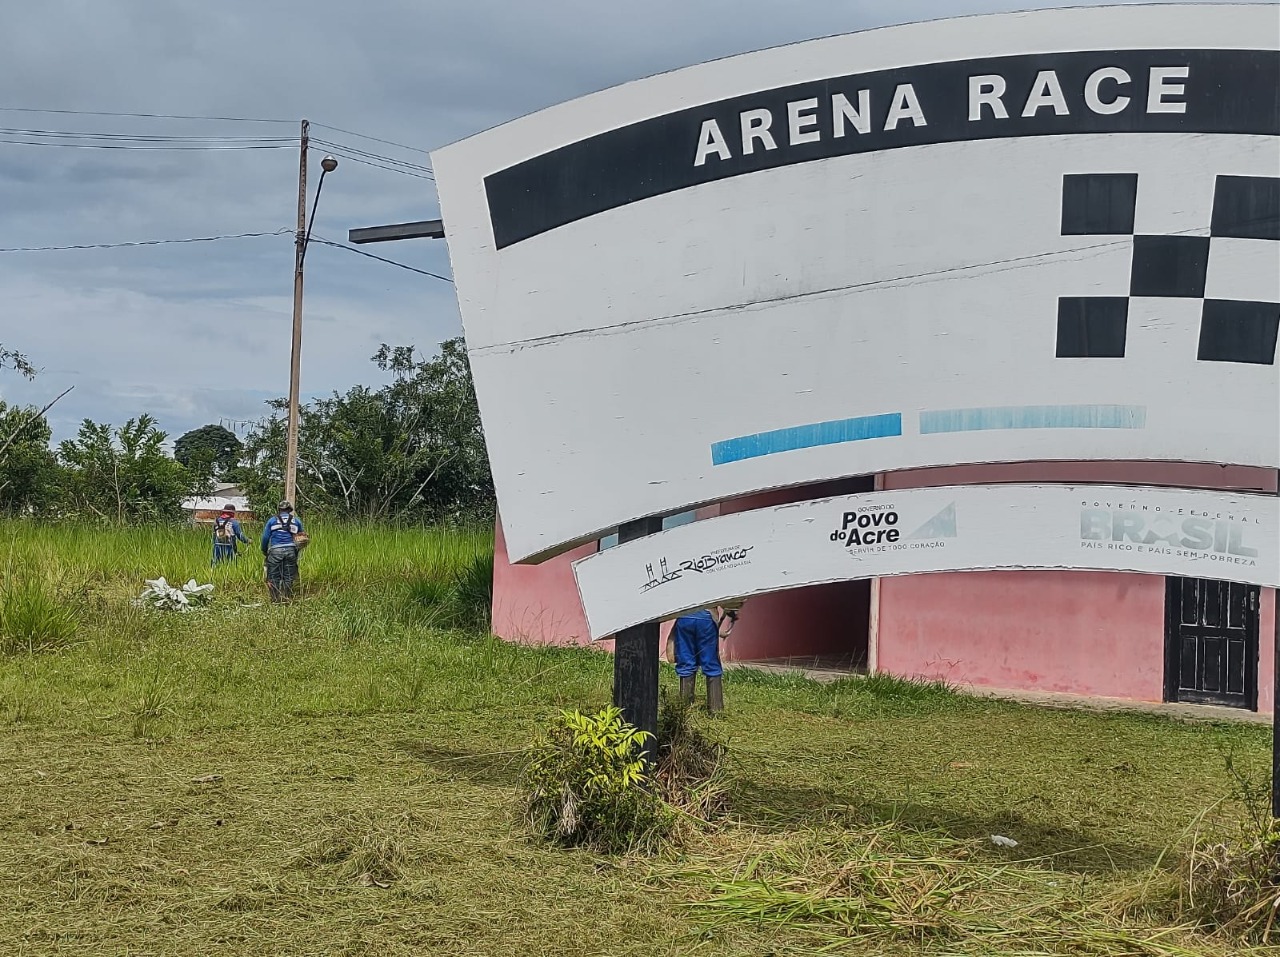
[
  {"xmin": 829, "ymin": 501, "xmax": 957, "ymax": 552},
  {"xmin": 830, "ymin": 505, "xmax": 900, "ymax": 546}
]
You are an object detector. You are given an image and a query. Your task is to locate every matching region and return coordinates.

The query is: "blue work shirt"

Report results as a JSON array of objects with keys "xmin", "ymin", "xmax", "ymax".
[
  {"xmin": 213, "ymin": 517, "xmax": 249, "ymax": 547},
  {"xmin": 261, "ymin": 514, "xmax": 303, "ymax": 554}
]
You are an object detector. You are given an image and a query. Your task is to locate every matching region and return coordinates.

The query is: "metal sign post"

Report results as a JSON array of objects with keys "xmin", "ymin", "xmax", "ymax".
[{"xmin": 612, "ymin": 517, "xmax": 663, "ymax": 765}]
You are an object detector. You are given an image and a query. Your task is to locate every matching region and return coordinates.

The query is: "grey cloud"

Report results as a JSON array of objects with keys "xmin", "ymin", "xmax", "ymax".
[{"xmin": 0, "ymin": 0, "xmax": 1238, "ymax": 441}]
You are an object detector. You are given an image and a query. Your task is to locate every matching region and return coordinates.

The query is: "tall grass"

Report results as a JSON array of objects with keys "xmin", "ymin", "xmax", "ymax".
[
  {"xmin": 0, "ymin": 519, "xmax": 493, "ymax": 601},
  {"xmin": 0, "ymin": 576, "xmax": 78, "ymax": 654}
]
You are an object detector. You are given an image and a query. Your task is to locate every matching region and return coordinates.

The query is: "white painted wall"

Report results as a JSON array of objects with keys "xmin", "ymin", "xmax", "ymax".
[{"xmin": 572, "ymin": 484, "xmax": 1280, "ymax": 640}]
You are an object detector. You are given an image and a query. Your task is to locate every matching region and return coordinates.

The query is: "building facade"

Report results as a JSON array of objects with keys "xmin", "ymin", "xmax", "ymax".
[
  {"xmin": 494, "ymin": 460, "xmax": 1276, "ymax": 713},
  {"xmin": 434, "ymin": 6, "xmax": 1280, "ymax": 718}
]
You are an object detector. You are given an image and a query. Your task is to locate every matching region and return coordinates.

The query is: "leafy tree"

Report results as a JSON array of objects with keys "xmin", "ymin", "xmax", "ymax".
[
  {"xmin": 1, "ymin": 344, "xmax": 35, "ymax": 380},
  {"xmin": 371, "ymin": 337, "xmax": 492, "ymax": 519},
  {"xmin": 0, "ymin": 401, "xmax": 59, "ymax": 514},
  {"xmin": 174, "ymin": 424, "xmax": 243, "ymax": 480},
  {"xmin": 239, "ymin": 337, "xmax": 493, "ymax": 521},
  {"xmin": 57, "ymin": 415, "xmax": 198, "ymax": 522}
]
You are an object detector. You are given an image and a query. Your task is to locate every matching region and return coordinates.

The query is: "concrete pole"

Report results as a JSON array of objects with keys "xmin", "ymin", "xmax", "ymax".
[{"xmin": 284, "ymin": 119, "xmax": 309, "ymax": 506}]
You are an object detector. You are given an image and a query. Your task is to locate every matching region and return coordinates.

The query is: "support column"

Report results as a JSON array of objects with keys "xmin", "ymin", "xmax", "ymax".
[
  {"xmin": 613, "ymin": 516, "xmax": 662, "ymax": 763},
  {"xmin": 1273, "ymin": 468, "xmax": 1279, "ymax": 820},
  {"xmin": 867, "ymin": 472, "xmax": 885, "ymax": 674},
  {"xmin": 1273, "ymin": 558, "xmax": 1279, "ymax": 818}
]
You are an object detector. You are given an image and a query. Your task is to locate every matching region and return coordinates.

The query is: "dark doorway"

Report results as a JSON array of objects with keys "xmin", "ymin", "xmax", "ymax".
[
  {"xmin": 717, "ymin": 475, "xmax": 874, "ymax": 671},
  {"xmin": 1164, "ymin": 577, "xmax": 1260, "ymax": 710}
]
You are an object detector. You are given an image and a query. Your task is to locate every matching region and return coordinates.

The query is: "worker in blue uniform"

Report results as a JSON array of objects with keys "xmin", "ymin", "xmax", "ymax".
[
  {"xmin": 211, "ymin": 505, "xmax": 251, "ymax": 565},
  {"xmin": 260, "ymin": 501, "xmax": 305, "ymax": 602},
  {"xmin": 670, "ymin": 605, "xmax": 739, "ymax": 712}
]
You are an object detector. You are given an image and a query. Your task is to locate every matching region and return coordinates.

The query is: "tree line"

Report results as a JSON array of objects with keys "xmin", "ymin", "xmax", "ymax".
[{"xmin": 0, "ymin": 337, "xmax": 494, "ymax": 524}]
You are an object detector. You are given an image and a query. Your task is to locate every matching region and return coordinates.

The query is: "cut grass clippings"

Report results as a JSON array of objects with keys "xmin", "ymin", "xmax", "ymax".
[
  {"xmin": 674, "ymin": 824, "xmax": 1217, "ymax": 956},
  {"xmin": 0, "ymin": 519, "xmax": 1275, "ymax": 955}
]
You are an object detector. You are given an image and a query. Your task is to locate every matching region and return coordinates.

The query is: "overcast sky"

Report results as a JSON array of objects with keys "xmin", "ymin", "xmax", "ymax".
[{"xmin": 0, "ymin": 0, "xmax": 1239, "ymax": 443}]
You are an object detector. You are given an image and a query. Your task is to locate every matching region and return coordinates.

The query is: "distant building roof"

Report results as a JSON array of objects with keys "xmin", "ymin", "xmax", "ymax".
[{"xmin": 182, "ymin": 495, "xmax": 252, "ymax": 513}]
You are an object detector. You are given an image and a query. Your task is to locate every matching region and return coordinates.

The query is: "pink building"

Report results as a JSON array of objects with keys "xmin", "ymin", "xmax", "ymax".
[
  {"xmin": 494, "ymin": 461, "xmax": 1276, "ymax": 714},
  {"xmin": 432, "ymin": 7, "xmax": 1279, "ymax": 720}
]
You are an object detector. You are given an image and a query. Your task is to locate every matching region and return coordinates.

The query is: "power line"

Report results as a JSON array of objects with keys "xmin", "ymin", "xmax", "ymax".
[
  {"xmin": 0, "ymin": 137, "xmax": 293, "ymax": 151},
  {"xmin": 0, "ymin": 110, "xmax": 438, "ymax": 172},
  {"xmin": 312, "ymin": 144, "xmax": 432, "ymax": 174},
  {"xmin": 0, "ymin": 109, "xmax": 434, "ymax": 153},
  {"xmin": 310, "ymin": 138, "xmax": 434, "ymax": 180},
  {"xmin": 311, "ymin": 137, "xmax": 433, "ymax": 173},
  {"xmin": 0, "ymin": 126, "xmax": 292, "ymax": 144},
  {"xmin": 327, "ymin": 155, "xmax": 434, "ymax": 181},
  {"xmin": 311, "ymin": 146, "xmax": 435, "ymax": 181},
  {"xmin": 311, "ymin": 123, "xmax": 433, "ymax": 157},
  {"xmin": 0, "ymin": 229, "xmax": 291, "ymax": 253},
  {"xmin": 311, "ymin": 236, "xmax": 452, "ymax": 283},
  {"xmin": 0, "ymin": 106, "xmax": 292, "ymax": 124}
]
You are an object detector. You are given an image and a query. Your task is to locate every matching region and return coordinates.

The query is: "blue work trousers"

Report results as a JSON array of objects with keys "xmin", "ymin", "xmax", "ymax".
[
  {"xmin": 212, "ymin": 543, "xmax": 239, "ymax": 565},
  {"xmin": 672, "ymin": 612, "xmax": 723, "ymax": 678}
]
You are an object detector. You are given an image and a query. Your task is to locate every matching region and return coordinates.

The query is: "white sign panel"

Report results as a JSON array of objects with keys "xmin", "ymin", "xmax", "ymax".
[
  {"xmin": 572, "ymin": 484, "xmax": 1280, "ymax": 640},
  {"xmin": 433, "ymin": 5, "xmax": 1280, "ymax": 562}
]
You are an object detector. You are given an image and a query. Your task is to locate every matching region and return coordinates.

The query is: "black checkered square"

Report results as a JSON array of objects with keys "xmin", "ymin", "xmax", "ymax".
[
  {"xmin": 1056, "ymin": 297, "xmax": 1127, "ymax": 358},
  {"xmin": 1061, "ymin": 173, "xmax": 1138, "ymax": 235},
  {"xmin": 1211, "ymin": 175, "xmax": 1280, "ymax": 241},
  {"xmin": 1129, "ymin": 235, "xmax": 1210, "ymax": 298},
  {"xmin": 1198, "ymin": 300, "xmax": 1280, "ymax": 365},
  {"xmin": 1057, "ymin": 173, "xmax": 1279, "ymax": 364}
]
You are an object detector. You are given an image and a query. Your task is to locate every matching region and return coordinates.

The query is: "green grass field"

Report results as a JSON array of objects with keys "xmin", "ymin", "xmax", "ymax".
[{"xmin": 0, "ymin": 521, "xmax": 1274, "ymax": 955}]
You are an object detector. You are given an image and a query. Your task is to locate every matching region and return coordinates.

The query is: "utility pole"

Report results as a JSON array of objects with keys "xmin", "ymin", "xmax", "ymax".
[{"xmin": 284, "ymin": 119, "xmax": 309, "ymax": 506}]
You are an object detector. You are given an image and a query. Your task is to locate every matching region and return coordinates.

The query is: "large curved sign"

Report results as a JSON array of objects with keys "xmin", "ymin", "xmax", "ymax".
[
  {"xmin": 571, "ymin": 484, "xmax": 1280, "ymax": 640},
  {"xmin": 433, "ymin": 4, "xmax": 1280, "ymax": 562}
]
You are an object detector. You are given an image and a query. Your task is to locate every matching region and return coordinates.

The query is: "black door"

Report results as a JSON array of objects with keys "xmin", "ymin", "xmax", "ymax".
[{"xmin": 1164, "ymin": 577, "xmax": 1260, "ymax": 710}]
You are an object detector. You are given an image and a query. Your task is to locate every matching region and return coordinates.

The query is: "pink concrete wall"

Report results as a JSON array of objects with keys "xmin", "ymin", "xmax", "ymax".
[
  {"xmin": 877, "ymin": 462, "xmax": 1277, "ymax": 710},
  {"xmin": 492, "ymin": 512, "xmax": 601, "ymax": 648},
  {"xmin": 878, "ymin": 569, "xmax": 1167, "ymax": 698},
  {"xmin": 722, "ymin": 580, "xmax": 869, "ymax": 663}
]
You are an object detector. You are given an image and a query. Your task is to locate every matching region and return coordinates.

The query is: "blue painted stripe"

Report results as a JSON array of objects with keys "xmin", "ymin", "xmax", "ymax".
[
  {"xmin": 712, "ymin": 413, "xmax": 902, "ymax": 465},
  {"xmin": 919, "ymin": 404, "xmax": 1147, "ymax": 433}
]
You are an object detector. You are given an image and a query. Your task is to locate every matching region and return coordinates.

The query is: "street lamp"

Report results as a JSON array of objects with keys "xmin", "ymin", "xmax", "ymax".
[{"xmin": 284, "ymin": 115, "xmax": 338, "ymax": 505}]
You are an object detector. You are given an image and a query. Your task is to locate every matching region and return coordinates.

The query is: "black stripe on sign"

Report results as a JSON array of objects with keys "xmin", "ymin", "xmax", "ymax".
[{"xmin": 484, "ymin": 49, "xmax": 1279, "ymax": 249}]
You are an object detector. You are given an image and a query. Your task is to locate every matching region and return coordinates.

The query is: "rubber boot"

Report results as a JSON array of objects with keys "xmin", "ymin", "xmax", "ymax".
[
  {"xmin": 706, "ymin": 676, "xmax": 724, "ymax": 713},
  {"xmin": 679, "ymin": 676, "xmax": 696, "ymax": 702}
]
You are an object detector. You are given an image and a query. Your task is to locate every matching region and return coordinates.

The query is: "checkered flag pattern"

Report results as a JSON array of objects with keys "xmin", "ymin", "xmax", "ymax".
[{"xmin": 1057, "ymin": 174, "xmax": 1280, "ymax": 364}]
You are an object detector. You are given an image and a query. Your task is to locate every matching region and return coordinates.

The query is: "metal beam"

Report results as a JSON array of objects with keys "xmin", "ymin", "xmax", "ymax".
[{"xmin": 348, "ymin": 219, "xmax": 444, "ymax": 244}]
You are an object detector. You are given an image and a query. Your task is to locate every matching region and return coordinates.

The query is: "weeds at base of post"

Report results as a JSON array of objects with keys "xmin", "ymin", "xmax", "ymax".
[
  {"xmin": 522, "ymin": 698, "xmax": 730, "ymax": 855},
  {"xmin": 1177, "ymin": 759, "xmax": 1280, "ymax": 945},
  {"xmin": 653, "ymin": 690, "xmax": 731, "ymax": 825}
]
